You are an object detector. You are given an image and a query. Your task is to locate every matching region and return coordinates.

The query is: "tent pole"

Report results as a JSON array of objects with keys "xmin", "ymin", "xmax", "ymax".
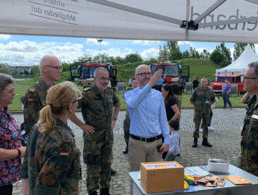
[{"xmin": 185, "ymin": 0, "xmax": 190, "ymax": 41}]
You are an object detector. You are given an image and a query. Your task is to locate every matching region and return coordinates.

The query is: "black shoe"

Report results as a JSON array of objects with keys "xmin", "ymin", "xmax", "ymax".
[
  {"xmin": 111, "ymin": 168, "xmax": 116, "ymax": 176},
  {"xmin": 177, "ymin": 153, "xmax": 180, "ymax": 156},
  {"xmin": 89, "ymin": 191, "xmax": 97, "ymax": 195},
  {"xmin": 123, "ymin": 145, "xmax": 128, "ymax": 154},
  {"xmin": 202, "ymin": 138, "xmax": 212, "ymax": 147},
  {"xmin": 100, "ymin": 188, "xmax": 110, "ymax": 195},
  {"xmin": 192, "ymin": 138, "xmax": 198, "ymax": 148}
]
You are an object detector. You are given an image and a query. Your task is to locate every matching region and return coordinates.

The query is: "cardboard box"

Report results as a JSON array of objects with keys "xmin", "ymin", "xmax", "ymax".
[{"xmin": 140, "ymin": 161, "xmax": 184, "ymax": 193}]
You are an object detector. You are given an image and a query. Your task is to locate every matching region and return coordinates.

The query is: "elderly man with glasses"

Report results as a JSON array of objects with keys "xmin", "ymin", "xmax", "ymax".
[
  {"xmin": 23, "ymin": 55, "xmax": 63, "ymax": 135},
  {"xmin": 240, "ymin": 62, "xmax": 258, "ymax": 176},
  {"xmin": 124, "ymin": 64, "xmax": 170, "ymax": 172},
  {"xmin": 21, "ymin": 55, "xmax": 95, "ymax": 193}
]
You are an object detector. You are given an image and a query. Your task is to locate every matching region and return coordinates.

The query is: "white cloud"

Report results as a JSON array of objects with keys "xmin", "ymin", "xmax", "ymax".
[
  {"xmin": 86, "ymin": 47, "xmax": 134, "ymax": 59},
  {"xmin": 86, "ymin": 38, "xmax": 109, "ymax": 46},
  {"xmin": 195, "ymin": 47, "xmax": 213, "ymax": 54},
  {"xmin": 178, "ymin": 41, "xmax": 193, "ymax": 47},
  {"xmin": 133, "ymin": 40, "xmax": 160, "ymax": 46},
  {"xmin": 0, "ymin": 34, "xmax": 12, "ymax": 40},
  {"xmin": 140, "ymin": 48, "xmax": 159, "ymax": 60},
  {"xmin": 0, "ymin": 40, "xmax": 85, "ymax": 66}
]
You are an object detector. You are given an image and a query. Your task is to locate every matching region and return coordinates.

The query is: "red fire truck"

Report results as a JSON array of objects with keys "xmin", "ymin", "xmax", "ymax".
[
  {"xmin": 150, "ymin": 62, "xmax": 189, "ymax": 84},
  {"xmin": 69, "ymin": 63, "xmax": 117, "ymax": 88},
  {"xmin": 212, "ymin": 75, "xmax": 244, "ymax": 93}
]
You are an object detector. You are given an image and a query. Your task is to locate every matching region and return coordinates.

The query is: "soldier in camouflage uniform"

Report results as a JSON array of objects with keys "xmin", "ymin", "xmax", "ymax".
[
  {"xmin": 123, "ymin": 78, "xmax": 139, "ymax": 154},
  {"xmin": 241, "ymin": 62, "xmax": 258, "ymax": 176},
  {"xmin": 23, "ymin": 55, "xmax": 63, "ymax": 135},
  {"xmin": 81, "ymin": 67, "xmax": 120, "ymax": 195},
  {"xmin": 190, "ymin": 78, "xmax": 215, "ymax": 148},
  {"xmin": 21, "ymin": 82, "xmax": 82, "ymax": 195}
]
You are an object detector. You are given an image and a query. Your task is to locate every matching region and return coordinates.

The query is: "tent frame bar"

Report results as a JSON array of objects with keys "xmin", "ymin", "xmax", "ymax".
[
  {"xmin": 86, "ymin": 0, "xmax": 182, "ymax": 25},
  {"xmin": 193, "ymin": 0, "xmax": 226, "ymax": 25},
  {"xmin": 245, "ymin": 0, "xmax": 258, "ymax": 5},
  {"xmin": 87, "ymin": 0, "xmax": 258, "ymax": 31}
]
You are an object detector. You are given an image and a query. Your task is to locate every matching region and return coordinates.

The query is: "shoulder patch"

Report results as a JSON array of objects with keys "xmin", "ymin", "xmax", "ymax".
[{"xmin": 29, "ymin": 88, "xmax": 35, "ymax": 92}]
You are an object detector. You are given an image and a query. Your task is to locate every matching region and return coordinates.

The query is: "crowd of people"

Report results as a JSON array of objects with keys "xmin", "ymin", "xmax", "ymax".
[{"xmin": 1, "ymin": 56, "xmax": 258, "ymax": 194}]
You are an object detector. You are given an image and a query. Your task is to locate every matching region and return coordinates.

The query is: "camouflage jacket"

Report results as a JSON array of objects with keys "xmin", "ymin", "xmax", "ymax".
[
  {"xmin": 125, "ymin": 87, "xmax": 133, "ymax": 119},
  {"xmin": 23, "ymin": 78, "xmax": 52, "ymax": 135},
  {"xmin": 21, "ymin": 119, "xmax": 81, "ymax": 195},
  {"xmin": 81, "ymin": 85, "xmax": 120, "ymax": 141},
  {"xmin": 241, "ymin": 94, "xmax": 258, "ymax": 176},
  {"xmin": 190, "ymin": 87, "xmax": 215, "ymax": 113},
  {"xmin": 174, "ymin": 94, "xmax": 182, "ymax": 111}
]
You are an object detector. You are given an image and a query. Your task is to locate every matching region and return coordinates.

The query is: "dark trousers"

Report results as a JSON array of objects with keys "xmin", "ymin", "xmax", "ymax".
[
  {"xmin": 222, "ymin": 93, "xmax": 232, "ymax": 108},
  {"xmin": 201, "ymin": 109, "xmax": 213, "ymax": 128},
  {"xmin": 0, "ymin": 184, "xmax": 13, "ymax": 195}
]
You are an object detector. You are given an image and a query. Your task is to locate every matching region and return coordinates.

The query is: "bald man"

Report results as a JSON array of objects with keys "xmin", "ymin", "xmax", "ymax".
[
  {"xmin": 23, "ymin": 55, "xmax": 63, "ymax": 134},
  {"xmin": 124, "ymin": 65, "xmax": 170, "ymax": 171},
  {"xmin": 21, "ymin": 56, "xmax": 94, "ymax": 194}
]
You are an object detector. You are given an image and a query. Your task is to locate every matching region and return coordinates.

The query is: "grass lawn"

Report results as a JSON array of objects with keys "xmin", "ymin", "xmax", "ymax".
[
  {"xmin": 9, "ymin": 82, "xmax": 246, "ymax": 111},
  {"xmin": 117, "ymin": 92, "xmax": 246, "ymax": 110}
]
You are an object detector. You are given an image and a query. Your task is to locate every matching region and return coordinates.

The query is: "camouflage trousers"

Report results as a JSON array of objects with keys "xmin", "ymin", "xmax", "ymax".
[
  {"xmin": 123, "ymin": 116, "xmax": 130, "ymax": 143},
  {"xmin": 193, "ymin": 111, "xmax": 210, "ymax": 139},
  {"xmin": 83, "ymin": 132, "xmax": 113, "ymax": 192}
]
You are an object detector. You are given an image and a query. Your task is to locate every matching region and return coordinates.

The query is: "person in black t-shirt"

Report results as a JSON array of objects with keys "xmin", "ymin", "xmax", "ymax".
[
  {"xmin": 192, "ymin": 76, "xmax": 199, "ymax": 90},
  {"xmin": 161, "ymin": 84, "xmax": 180, "ymax": 159}
]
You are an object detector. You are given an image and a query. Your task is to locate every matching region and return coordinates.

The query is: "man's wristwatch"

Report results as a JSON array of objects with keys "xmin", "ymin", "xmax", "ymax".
[{"xmin": 112, "ymin": 116, "xmax": 117, "ymax": 120}]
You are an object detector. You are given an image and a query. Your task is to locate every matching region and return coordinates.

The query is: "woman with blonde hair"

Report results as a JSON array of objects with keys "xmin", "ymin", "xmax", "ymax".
[{"xmin": 21, "ymin": 81, "xmax": 82, "ymax": 195}]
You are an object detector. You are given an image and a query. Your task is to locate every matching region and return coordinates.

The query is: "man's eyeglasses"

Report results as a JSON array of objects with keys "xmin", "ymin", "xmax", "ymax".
[
  {"xmin": 243, "ymin": 76, "xmax": 258, "ymax": 81},
  {"xmin": 100, "ymin": 77, "xmax": 110, "ymax": 81},
  {"xmin": 46, "ymin": 65, "xmax": 63, "ymax": 70},
  {"xmin": 137, "ymin": 72, "xmax": 152, "ymax": 76}
]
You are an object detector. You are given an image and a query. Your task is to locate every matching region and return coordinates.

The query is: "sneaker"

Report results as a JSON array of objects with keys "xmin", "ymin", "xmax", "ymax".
[
  {"xmin": 208, "ymin": 126, "xmax": 215, "ymax": 131},
  {"xmin": 200, "ymin": 128, "xmax": 203, "ymax": 132}
]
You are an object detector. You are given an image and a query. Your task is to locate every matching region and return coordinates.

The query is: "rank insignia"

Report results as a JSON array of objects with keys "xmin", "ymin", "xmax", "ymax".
[{"xmin": 60, "ymin": 151, "xmax": 69, "ymax": 156}]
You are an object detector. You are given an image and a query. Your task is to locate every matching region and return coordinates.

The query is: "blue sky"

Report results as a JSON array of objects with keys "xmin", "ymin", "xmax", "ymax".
[{"xmin": 0, "ymin": 34, "xmax": 252, "ymax": 66}]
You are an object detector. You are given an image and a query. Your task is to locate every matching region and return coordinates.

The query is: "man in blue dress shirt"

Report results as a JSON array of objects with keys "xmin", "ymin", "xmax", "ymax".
[{"xmin": 124, "ymin": 65, "xmax": 170, "ymax": 171}]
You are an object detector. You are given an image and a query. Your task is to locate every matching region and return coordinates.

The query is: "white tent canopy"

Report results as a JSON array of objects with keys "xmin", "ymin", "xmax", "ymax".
[
  {"xmin": 216, "ymin": 44, "xmax": 258, "ymax": 75},
  {"xmin": 1, "ymin": 0, "xmax": 258, "ymax": 42}
]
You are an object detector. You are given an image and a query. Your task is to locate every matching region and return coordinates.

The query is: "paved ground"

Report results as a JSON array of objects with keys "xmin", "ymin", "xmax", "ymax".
[{"xmin": 11, "ymin": 108, "xmax": 246, "ymax": 195}]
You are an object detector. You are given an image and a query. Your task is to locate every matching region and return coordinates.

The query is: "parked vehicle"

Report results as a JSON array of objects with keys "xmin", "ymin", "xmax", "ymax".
[
  {"xmin": 69, "ymin": 63, "xmax": 117, "ymax": 89},
  {"xmin": 212, "ymin": 75, "xmax": 243, "ymax": 93},
  {"xmin": 150, "ymin": 62, "xmax": 189, "ymax": 84}
]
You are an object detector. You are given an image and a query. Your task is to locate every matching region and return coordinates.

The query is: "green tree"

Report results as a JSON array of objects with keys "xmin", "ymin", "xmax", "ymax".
[
  {"xmin": 233, "ymin": 43, "xmax": 255, "ymax": 61},
  {"xmin": 106, "ymin": 56, "xmax": 116, "ymax": 65},
  {"xmin": 189, "ymin": 47, "xmax": 200, "ymax": 58},
  {"xmin": 115, "ymin": 56, "xmax": 125, "ymax": 65},
  {"xmin": 61, "ymin": 62, "xmax": 70, "ymax": 72},
  {"xmin": 200, "ymin": 49, "xmax": 210, "ymax": 59},
  {"xmin": 124, "ymin": 53, "xmax": 143, "ymax": 63},
  {"xmin": 24, "ymin": 70, "xmax": 29, "ymax": 75},
  {"xmin": 0, "ymin": 63, "xmax": 11, "ymax": 75},
  {"xmin": 93, "ymin": 54, "xmax": 108, "ymax": 63},
  {"xmin": 182, "ymin": 50, "xmax": 190, "ymax": 59},
  {"xmin": 219, "ymin": 43, "xmax": 232, "ymax": 68},
  {"xmin": 30, "ymin": 65, "xmax": 40, "ymax": 75},
  {"xmin": 159, "ymin": 45, "xmax": 169, "ymax": 62},
  {"xmin": 210, "ymin": 49, "xmax": 224, "ymax": 65},
  {"xmin": 166, "ymin": 41, "xmax": 182, "ymax": 61}
]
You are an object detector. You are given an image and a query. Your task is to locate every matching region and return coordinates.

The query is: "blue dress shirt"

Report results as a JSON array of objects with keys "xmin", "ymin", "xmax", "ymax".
[{"xmin": 124, "ymin": 84, "xmax": 170, "ymax": 145}]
